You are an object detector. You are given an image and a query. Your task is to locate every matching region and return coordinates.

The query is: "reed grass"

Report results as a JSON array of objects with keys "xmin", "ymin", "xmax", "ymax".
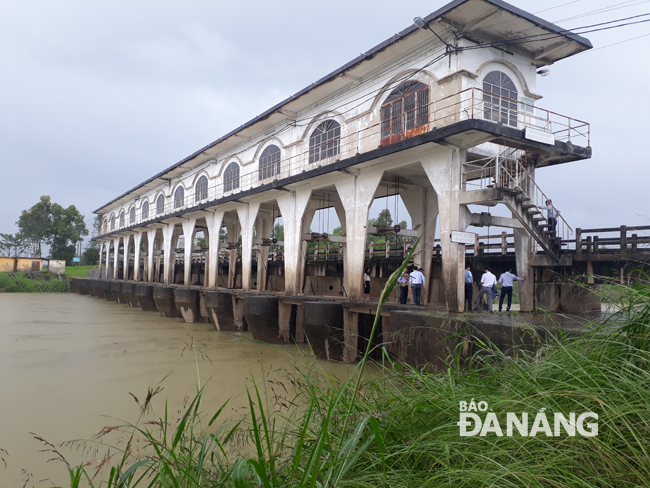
[{"xmin": 60, "ymin": 264, "xmax": 650, "ymax": 488}]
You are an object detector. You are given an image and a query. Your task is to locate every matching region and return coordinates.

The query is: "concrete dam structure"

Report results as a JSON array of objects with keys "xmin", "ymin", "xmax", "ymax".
[{"xmin": 80, "ymin": 0, "xmax": 646, "ymax": 365}]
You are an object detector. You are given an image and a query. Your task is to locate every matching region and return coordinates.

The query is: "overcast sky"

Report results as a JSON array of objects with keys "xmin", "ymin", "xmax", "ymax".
[{"xmin": 1, "ymin": 0, "xmax": 649, "ymax": 244}]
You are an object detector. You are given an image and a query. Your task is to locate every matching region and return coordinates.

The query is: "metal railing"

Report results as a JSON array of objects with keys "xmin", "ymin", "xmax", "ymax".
[
  {"xmin": 462, "ymin": 145, "xmax": 573, "ymax": 243},
  {"xmin": 94, "ymin": 87, "xmax": 590, "ymax": 239}
]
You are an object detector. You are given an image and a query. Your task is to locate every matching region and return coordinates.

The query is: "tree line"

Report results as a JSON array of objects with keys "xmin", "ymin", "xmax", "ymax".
[{"xmin": 0, "ymin": 196, "xmax": 98, "ymax": 265}]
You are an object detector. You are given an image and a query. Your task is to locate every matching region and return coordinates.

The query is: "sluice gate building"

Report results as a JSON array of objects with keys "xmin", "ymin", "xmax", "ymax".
[{"xmin": 83, "ymin": 0, "xmax": 604, "ymax": 363}]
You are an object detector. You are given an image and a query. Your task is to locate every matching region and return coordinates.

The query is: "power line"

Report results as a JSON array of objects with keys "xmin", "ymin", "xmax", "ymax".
[
  {"xmin": 535, "ymin": 0, "xmax": 584, "ymax": 15},
  {"xmin": 577, "ymin": 31, "xmax": 650, "ymax": 53}
]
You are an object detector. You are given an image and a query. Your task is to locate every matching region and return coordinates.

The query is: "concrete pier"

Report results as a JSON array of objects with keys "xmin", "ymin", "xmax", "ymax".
[
  {"xmin": 301, "ymin": 301, "xmax": 344, "ymax": 361},
  {"xmin": 153, "ymin": 286, "xmax": 182, "ymax": 318},
  {"xmin": 244, "ymin": 295, "xmax": 284, "ymax": 343},
  {"xmin": 121, "ymin": 282, "xmax": 138, "ymax": 307},
  {"xmin": 99, "ymin": 280, "xmax": 114, "ymax": 301},
  {"xmin": 174, "ymin": 288, "xmax": 205, "ymax": 323},
  {"xmin": 135, "ymin": 284, "xmax": 158, "ymax": 312},
  {"xmin": 203, "ymin": 291, "xmax": 244, "ymax": 331},
  {"xmin": 111, "ymin": 281, "xmax": 126, "ymax": 304}
]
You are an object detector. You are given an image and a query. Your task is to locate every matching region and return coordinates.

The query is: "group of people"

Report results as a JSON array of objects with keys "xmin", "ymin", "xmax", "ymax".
[
  {"xmin": 363, "ymin": 266, "xmax": 426, "ymax": 305},
  {"xmin": 465, "ymin": 265, "xmax": 525, "ymax": 313}
]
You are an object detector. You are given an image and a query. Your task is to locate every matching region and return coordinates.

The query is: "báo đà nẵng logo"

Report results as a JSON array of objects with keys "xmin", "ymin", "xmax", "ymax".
[{"xmin": 457, "ymin": 399, "xmax": 598, "ymax": 437}]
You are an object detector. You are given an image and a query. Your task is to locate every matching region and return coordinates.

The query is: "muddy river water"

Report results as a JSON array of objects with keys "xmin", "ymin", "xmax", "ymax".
[{"xmin": 0, "ymin": 293, "xmax": 353, "ymax": 487}]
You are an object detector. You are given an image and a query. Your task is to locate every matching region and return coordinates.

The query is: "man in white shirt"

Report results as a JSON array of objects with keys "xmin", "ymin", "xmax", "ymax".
[
  {"xmin": 498, "ymin": 268, "xmax": 525, "ymax": 312},
  {"xmin": 539, "ymin": 199, "xmax": 560, "ymax": 238},
  {"xmin": 474, "ymin": 267, "xmax": 497, "ymax": 313},
  {"xmin": 409, "ymin": 266, "xmax": 426, "ymax": 305}
]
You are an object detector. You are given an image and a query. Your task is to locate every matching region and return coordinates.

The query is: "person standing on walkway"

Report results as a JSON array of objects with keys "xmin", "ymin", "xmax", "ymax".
[
  {"xmin": 539, "ymin": 199, "xmax": 561, "ymax": 238},
  {"xmin": 498, "ymin": 268, "xmax": 525, "ymax": 312},
  {"xmin": 398, "ymin": 268, "xmax": 410, "ymax": 304},
  {"xmin": 363, "ymin": 268, "xmax": 371, "ymax": 302},
  {"xmin": 409, "ymin": 266, "xmax": 426, "ymax": 306},
  {"xmin": 474, "ymin": 267, "xmax": 497, "ymax": 313},
  {"xmin": 464, "ymin": 265, "xmax": 474, "ymax": 312}
]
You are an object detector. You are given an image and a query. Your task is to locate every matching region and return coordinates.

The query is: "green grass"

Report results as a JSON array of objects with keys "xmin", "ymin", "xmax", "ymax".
[
  {"xmin": 0, "ymin": 272, "xmax": 68, "ymax": 292},
  {"xmin": 64, "ymin": 265, "xmax": 98, "ymax": 278},
  {"xmin": 58, "ymin": 266, "xmax": 650, "ymax": 487}
]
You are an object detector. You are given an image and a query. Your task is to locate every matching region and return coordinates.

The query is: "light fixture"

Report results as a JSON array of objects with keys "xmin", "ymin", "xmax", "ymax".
[
  {"xmin": 537, "ymin": 68, "xmax": 550, "ymax": 77},
  {"xmin": 413, "ymin": 16, "xmax": 454, "ymax": 51},
  {"xmin": 413, "ymin": 16, "xmax": 428, "ymax": 29}
]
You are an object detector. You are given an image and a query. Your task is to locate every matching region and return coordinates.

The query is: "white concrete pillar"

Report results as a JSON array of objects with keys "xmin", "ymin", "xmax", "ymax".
[
  {"xmin": 133, "ymin": 232, "xmax": 142, "ymax": 282},
  {"xmin": 237, "ymin": 202, "xmax": 261, "ymax": 292},
  {"xmin": 207, "ymin": 211, "xmax": 224, "ymax": 288},
  {"xmin": 182, "ymin": 217, "xmax": 197, "ymax": 286},
  {"xmin": 112, "ymin": 237, "xmax": 120, "ymax": 280},
  {"xmin": 162, "ymin": 224, "xmax": 176, "ymax": 285},
  {"xmin": 422, "ymin": 147, "xmax": 466, "ymax": 312},
  {"xmin": 277, "ymin": 190, "xmax": 312, "ymax": 296},
  {"xmin": 402, "ymin": 186, "xmax": 438, "ymax": 305},
  {"xmin": 105, "ymin": 241, "xmax": 111, "ymax": 279},
  {"xmin": 335, "ymin": 170, "xmax": 383, "ymax": 302},
  {"xmin": 147, "ymin": 230, "xmax": 156, "ymax": 282},
  {"xmin": 123, "ymin": 234, "xmax": 131, "ymax": 280},
  {"xmin": 98, "ymin": 241, "xmax": 105, "ymax": 278},
  {"xmin": 514, "ymin": 228, "xmax": 534, "ymax": 312},
  {"xmin": 255, "ymin": 213, "xmax": 274, "ymax": 291}
]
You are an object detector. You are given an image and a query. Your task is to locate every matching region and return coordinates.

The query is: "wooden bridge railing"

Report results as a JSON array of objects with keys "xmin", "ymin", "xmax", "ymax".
[{"xmin": 574, "ymin": 225, "xmax": 650, "ymax": 257}]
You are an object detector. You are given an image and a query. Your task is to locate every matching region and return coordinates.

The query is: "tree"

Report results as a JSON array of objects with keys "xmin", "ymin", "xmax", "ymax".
[
  {"xmin": 0, "ymin": 233, "xmax": 27, "ymax": 257},
  {"xmin": 16, "ymin": 196, "xmax": 52, "ymax": 257},
  {"xmin": 82, "ymin": 246, "xmax": 100, "ymax": 266},
  {"xmin": 272, "ymin": 223, "xmax": 284, "ymax": 242},
  {"xmin": 332, "ymin": 226, "xmax": 343, "ymax": 236},
  {"xmin": 16, "ymin": 196, "xmax": 88, "ymax": 264},
  {"xmin": 49, "ymin": 203, "xmax": 88, "ymax": 264}
]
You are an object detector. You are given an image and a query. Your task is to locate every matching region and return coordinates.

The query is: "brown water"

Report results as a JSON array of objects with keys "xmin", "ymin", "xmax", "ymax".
[{"xmin": 0, "ymin": 293, "xmax": 353, "ymax": 487}]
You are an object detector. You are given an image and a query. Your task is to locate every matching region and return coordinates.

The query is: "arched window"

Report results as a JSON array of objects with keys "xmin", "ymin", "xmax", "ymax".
[
  {"xmin": 224, "ymin": 162, "xmax": 240, "ymax": 192},
  {"xmin": 195, "ymin": 175, "xmax": 208, "ymax": 202},
  {"xmin": 309, "ymin": 120, "xmax": 341, "ymax": 164},
  {"xmin": 174, "ymin": 186, "xmax": 185, "ymax": 209},
  {"xmin": 380, "ymin": 81, "xmax": 429, "ymax": 146},
  {"xmin": 110, "ymin": 214, "xmax": 115, "ymax": 231},
  {"xmin": 142, "ymin": 200, "xmax": 149, "ymax": 220},
  {"xmin": 129, "ymin": 206, "xmax": 136, "ymax": 225},
  {"xmin": 103, "ymin": 219, "xmax": 107, "ymax": 234},
  {"xmin": 119, "ymin": 211, "xmax": 125, "ymax": 228},
  {"xmin": 156, "ymin": 194, "xmax": 165, "ymax": 215},
  {"xmin": 483, "ymin": 71, "xmax": 518, "ymax": 127},
  {"xmin": 259, "ymin": 145, "xmax": 281, "ymax": 181}
]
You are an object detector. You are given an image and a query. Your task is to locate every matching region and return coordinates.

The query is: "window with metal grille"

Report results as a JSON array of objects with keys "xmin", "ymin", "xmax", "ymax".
[
  {"xmin": 156, "ymin": 194, "xmax": 165, "ymax": 215},
  {"xmin": 174, "ymin": 186, "xmax": 185, "ymax": 209},
  {"xmin": 195, "ymin": 175, "xmax": 208, "ymax": 202},
  {"xmin": 309, "ymin": 120, "xmax": 341, "ymax": 164},
  {"xmin": 142, "ymin": 200, "xmax": 149, "ymax": 220},
  {"xmin": 110, "ymin": 215, "xmax": 115, "ymax": 231},
  {"xmin": 380, "ymin": 81, "xmax": 429, "ymax": 146},
  {"xmin": 482, "ymin": 71, "xmax": 518, "ymax": 127},
  {"xmin": 119, "ymin": 211, "xmax": 125, "ymax": 228},
  {"xmin": 224, "ymin": 162, "xmax": 240, "ymax": 192},
  {"xmin": 259, "ymin": 145, "xmax": 281, "ymax": 180},
  {"xmin": 129, "ymin": 206, "xmax": 135, "ymax": 225}
]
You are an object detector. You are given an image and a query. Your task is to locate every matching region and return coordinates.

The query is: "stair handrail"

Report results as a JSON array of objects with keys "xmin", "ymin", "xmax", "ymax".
[{"xmin": 491, "ymin": 149, "xmax": 573, "ymax": 243}]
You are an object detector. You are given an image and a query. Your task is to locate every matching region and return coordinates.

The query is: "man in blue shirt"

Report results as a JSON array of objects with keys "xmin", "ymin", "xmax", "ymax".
[
  {"xmin": 498, "ymin": 268, "xmax": 526, "ymax": 312},
  {"xmin": 464, "ymin": 265, "xmax": 473, "ymax": 312}
]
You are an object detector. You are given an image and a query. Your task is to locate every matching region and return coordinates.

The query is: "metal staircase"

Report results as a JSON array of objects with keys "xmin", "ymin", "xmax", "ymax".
[{"xmin": 463, "ymin": 147, "xmax": 571, "ymax": 262}]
